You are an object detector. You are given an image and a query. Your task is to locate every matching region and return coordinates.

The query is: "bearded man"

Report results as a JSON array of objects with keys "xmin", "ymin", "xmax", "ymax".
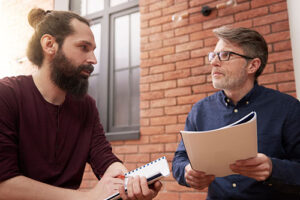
[{"xmin": 0, "ymin": 8, "xmax": 161, "ymax": 200}]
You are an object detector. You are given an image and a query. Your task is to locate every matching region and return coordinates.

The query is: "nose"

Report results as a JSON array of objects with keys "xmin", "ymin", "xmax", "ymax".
[
  {"xmin": 209, "ymin": 54, "xmax": 220, "ymax": 67},
  {"xmin": 87, "ymin": 51, "xmax": 97, "ymax": 65}
]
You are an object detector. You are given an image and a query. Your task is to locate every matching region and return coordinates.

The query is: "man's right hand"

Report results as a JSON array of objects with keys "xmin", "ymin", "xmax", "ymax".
[{"xmin": 184, "ymin": 164, "xmax": 215, "ymax": 190}]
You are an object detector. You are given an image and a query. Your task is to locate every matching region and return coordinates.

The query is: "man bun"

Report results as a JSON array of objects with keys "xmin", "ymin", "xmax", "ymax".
[{"xmin": 28, "ymin": 8, "xmax": 47, "ymax": 29}]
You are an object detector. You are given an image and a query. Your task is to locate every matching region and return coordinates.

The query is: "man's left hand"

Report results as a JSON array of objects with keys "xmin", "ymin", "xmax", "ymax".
[{"xmin": 230, "ymin": 153, "xmax": 272, "ymax": 181}]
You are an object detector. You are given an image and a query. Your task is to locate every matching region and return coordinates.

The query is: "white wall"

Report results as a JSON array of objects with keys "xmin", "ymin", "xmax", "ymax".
[{"xmin": 287, "ymin": 0, "xmax": 300, "ymax": 99}]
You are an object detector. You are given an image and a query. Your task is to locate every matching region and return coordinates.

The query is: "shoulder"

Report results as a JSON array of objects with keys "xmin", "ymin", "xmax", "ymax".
[
  {"xmin": 192, "ymin": 91, "xmax": 220, "ymax": 110},
  {"xmin": 259, "ymin": 85, "xmax": 299, "ymax": 104}
]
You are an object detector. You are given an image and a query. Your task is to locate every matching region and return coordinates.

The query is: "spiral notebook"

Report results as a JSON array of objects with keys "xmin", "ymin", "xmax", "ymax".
[{"xmin": 105, "ymin": 156, "xmax": 170, "ymax": 200}]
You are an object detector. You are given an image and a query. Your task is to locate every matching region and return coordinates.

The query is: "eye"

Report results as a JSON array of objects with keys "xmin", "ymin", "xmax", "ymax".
[
  {"xmin": 80, "ymin": 45, "xmax": 89, "ymax": 52},
  {"xmin": 219, "ymin": 51, "xmax": 230, "ymax": 60}
]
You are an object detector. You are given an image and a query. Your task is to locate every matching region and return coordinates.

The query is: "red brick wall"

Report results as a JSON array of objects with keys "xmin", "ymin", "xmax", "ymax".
[{"xmin": 108, "ymin": 0, "xmax": 295, "ymax": 199}]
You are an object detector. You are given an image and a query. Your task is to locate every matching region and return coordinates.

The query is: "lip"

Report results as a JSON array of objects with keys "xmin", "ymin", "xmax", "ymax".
[
  {"xmin": 80, "ymin": 70, "xmax": 91, "ymax": 78},
  {"xmin": 212, "ymin": 71, "xmax": 224, "ymax": 77}
]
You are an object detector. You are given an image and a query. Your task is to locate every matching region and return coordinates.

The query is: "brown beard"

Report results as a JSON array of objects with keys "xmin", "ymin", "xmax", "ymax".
[{"xmin": 50, "ymin": 49, "xmax": 94, "ymax": 98}]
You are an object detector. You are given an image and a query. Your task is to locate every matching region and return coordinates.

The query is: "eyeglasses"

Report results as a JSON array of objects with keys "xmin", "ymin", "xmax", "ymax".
[{"xmin": 208, "ymin": 51, "xmax": 254, "ymax": 62}]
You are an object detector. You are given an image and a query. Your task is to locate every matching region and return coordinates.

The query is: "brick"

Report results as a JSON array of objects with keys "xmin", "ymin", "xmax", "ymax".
[
  {"xmin": 253, "ymin": 11, "xmax": 288, "ymax": 26},
  {"xmin": 150, "ymin": 80, "xmax": 177, "ymax": 91},
  {"xmin": 151, "ymin": 116, "xmax": 177, "ymax": 125},
  {"xmin": 235, "ymin": 7, "xmax": 268, "ymax": 21},
  {"xmin": 178, "ymin": 114, "xmax": 188, "ymax": 123},
  {"xmin": 178, "ymin": 75, "xmax": 206, "ymax": 87},
  {"xmin": 140, "ymin": 91, "xmax": 164, "ymax": 100},
  {"xmin": 140, "ymin": 10, "xmax": 161, "ymax": 21},
  {"xmin": 141, "ymin": 51, "xmax": 149, "ymax": 60},
  {"xmin": 163, "ymin": 51, "xmax": 190, "ymax": 63},
  {"xmin": 114, "ymin": 145, "xmax": 138, "ymax": 154},
  {"xmin": 162, "ymin": 18, "xmax": 189, "ymax": 32},
  {"xmin": 189, "ymin": 0, "xmax": 212, "ymax": 7},
  {"xmin": 125, "ymin": 154, "xmax": 150, "ymax": 163},
  {"xmin": 165, "ymin": 143, "xmax": 180, "ymax": 152},
  {"xmin": 139, "ymin": 6, "xmax": 149, "ymax": 14},
  {"xmin": 150, "ymin": 63, "xmax": 175, "ymax": 74},
  {"xmin": 190, "ymin": 29, "xmax": 214, "ymax": 41},
  {"xmin": 139, "ymin": 144, "xmax": 164, "ymax": 153},
  {"xmin": 150, "ymin": 46, "xmax": 175, "ymax": 58},
  {"xmin": 251, "ymin": 0, "xmax": 283, "ymax": 9},
  {"xmin": 149, "ymin": 15, "xmax": 173, "ymax": 26},
  {"xmin": 218, "ymin": 2, "xmax": 250, "ymax": 17},
  {"xmin": 163, "ymin": 2, "xmax": 188, "ymax": 16},
  {"xmin": 175, "ymin": 23, "xmax": 203, "ymax": 36},
  {"xmin": 275, "ymin": 60, "xmax": 294, "ymax": 72},
  {"xmin": 139, "ymin": 0, "xmax": 162, "ymax": 6},
  {"xmin": 140, "ymin": 118, "xmax": 150, "ymax": 126},
  {"xmin": 165, "ymin": 105, "xmax": 191, "ymax": 115},
  {"xmin": 176, "ymin": 40, "xmax": 204, "ymax": 53},
  {"xmin": 189, "ymin": 9, "xmax": 218, "ymax": 25},
  {"xmin": 124, "ymin": 136, "xmax": 150, "ymax": 145},
  {"xmin": 149, "ymin": 0, "xmax": 173, "ymax": 12},
  {"xmin": 150, "ymin": 134, "xmax": 177, "ymax": 143},
  {"xmin": 268, "ymin": 51, "xmax": 292, "ymax": 63},
  {"xmin": 149, "ymin": 30, "xmax": 174, "ymax": 42},
  {"xmin": 140, "ymin": 20, "xmax": 149, "ymax": 29},
  {"xmin": 164, "ymin": 69, "xmax": 191, "ymax": 80},
  {"xmin": 140, "ymin": 74, "xmax": 163, "ymax": 84},
  {"xmin": 191, "ymin": 47, "xmax": 214, "ymax": 58},
  {"xmin": 140, "ymin": 108, "xmax": 164, "ymax": 117},
  {"xmin": 253, "ymin": 25, "xmax": 271, "ymax": 35},
  {"xmin": 203, "ymin": 16, "xmax": 234, "ymax": 29},
  {"xmin": 264, "ymin": 31, "xmax": 290, "ymax": 44},
  {"xmin": 166, "ymin": 124, "xmax": 185, "ymax": 133},
  {"xmin": 273, "ymin": 41, "xmax": 291, "ymax": 52},
  {"xmin": 258, "ymin": 71, "xmax": 295, "ymax": 84},
  {"xmin": 140, "ymin": 126, "xmax": 165, "ymax": 135},
  {"xmin": 271, "ymin": 21, "xmax": 290, "ymax": 32},
  {"xmin": 141, "ymin": 36, "xmax": 148, "ymax": 44},
  {"xmin": 165, "ymin": 87, "xmax": 192, "ymax": 97},
  {"xmin": 151, "ymin": 98, "xmax": 176, "ymax": 108},
  {"xmin": 176, "ymin": 57, "xmax": 204, "ymax": 69},
  {"xmin": 192, "ymin": 83, "xmax": 218, "ymax": 94},
  {"xmin": 140, "ymin": 84, "xmax": 149, "ymax": 92},
  {"xmin": 141, "ymin": 40, "xmax": 162, "ymax": 51},
  {"xmin": 232, "ymin": 20, "xmax": 253, "ymax": 28},
  {"xmin": 204, "ymin": 37, "xmax": 218, "ymax": 47},
  {"xmin": 278, "ymin": 82, "xmax": 296, "ymax": 93},
  {"xmin": 140, "ymin": 100, "xmax": 149, "ymax": 109},
  {"xmin": 177, "ymin": 93, "xmax": 206, "ymax": 105},
  {"xmin": 141, "ymin": 25, "xmax": 162, "ymax": 37},
  {"xmin": 181, "ymin": 192, "xmax": 207, "ymax": 200},
  {"xmin": 262, "ymin": 63, "xmax": 275, "ymax": 74},
  {"xmin": 141, "ymin": 57, "xmax": 163, "ymax": 68},
  {"xmin": 165, "ymin": 181, "xmax": 194, "ymax": 191},
  {"xmin": 151, "ymin": 153, "xmax": 174, "ymax": 162},
  {"xmin": 163, "ymin": 35, "xmax": 189, "ymax": 47},
  {"xmin": 270, "ymin": 1, "xmax": 287, "ymax": 13}
]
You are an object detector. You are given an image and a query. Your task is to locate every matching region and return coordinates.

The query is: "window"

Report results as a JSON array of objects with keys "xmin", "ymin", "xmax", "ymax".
[{"xmin": 56, "ymin": 0, "xmax": 140, "ymax": 140}]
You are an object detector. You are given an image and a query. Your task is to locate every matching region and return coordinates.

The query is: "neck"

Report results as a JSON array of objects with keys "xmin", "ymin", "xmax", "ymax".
[
  {"xmin": 223, "ymin": 79, "xmax": 255, "ymax": 105},
  {"xmin": 32, "ymin": 63, "xmax": 66, "ymax": 105}
]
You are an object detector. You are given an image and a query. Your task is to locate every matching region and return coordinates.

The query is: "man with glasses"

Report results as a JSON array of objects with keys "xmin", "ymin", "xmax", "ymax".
[{"xmin": 172, "ymin": 26, "xmax": 300, "ymax": 199}]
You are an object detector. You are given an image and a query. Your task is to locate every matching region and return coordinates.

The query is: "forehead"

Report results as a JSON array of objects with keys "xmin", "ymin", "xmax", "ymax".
[
  {"xmin": 214, "ymin": 39, "xmax": 243, "ymax": 53},
  {"xmin": 63, "ymin": 19, "xmax": 96, "ymax": 48}
]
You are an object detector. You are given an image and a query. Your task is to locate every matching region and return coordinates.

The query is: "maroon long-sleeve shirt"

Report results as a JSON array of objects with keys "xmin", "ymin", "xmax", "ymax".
[{"xmin": 0, "ymin": 75, "xmax": 121, "ymax": 189}]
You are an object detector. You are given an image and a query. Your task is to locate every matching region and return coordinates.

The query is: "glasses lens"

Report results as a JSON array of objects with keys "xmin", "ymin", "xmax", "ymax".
[
  {"xmin": 219, "ymin": 51, "xmax": 230, "ymax": 61},
  {"xmin": 208, "ymin": 52, "xmax": 216, "ymax": 61}
]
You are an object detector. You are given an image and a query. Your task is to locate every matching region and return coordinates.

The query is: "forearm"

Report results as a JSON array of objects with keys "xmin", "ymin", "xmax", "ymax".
[
  {"xmin": 0, "ymin": 176, "xmax": 87, "ymax": 200},
  {"xmin": 104, "ymin": 162, "xmax": 127, "ymax": 176}
]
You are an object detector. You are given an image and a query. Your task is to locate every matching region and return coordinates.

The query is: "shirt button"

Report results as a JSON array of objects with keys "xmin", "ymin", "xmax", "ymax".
[
  {"xmin": 234, "ymin": 109, "xmax": 238, "ymax": 113},
  {"xmin": 226, "ymin": 99, "xmax": 230, "ymax": 103},
  {"xmin": 232, "ymin": 183, "xmax": 237, "ymax": 188},
  {"xmin": 225, "ymin": 102, "xmax": 228, "ymax": 106},
  {"xmin": 246, "ymin": 101, "xmax": 249, "ymax": 105}
]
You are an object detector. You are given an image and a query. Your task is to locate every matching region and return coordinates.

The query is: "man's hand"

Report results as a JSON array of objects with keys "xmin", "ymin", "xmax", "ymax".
[
  {"xmin": 87, "ymin": 169, "xmax": 125, "ymax": 200},
  {"xmin": 184, "ymin": 164, "xmax": 215, "ymax": 190},
  {"xmin": 119, "ymin": 176, "xmax": 162, "ymax": 200},
  {"xmin": 230, "ymin": 153, "xmax": 272, "ymax": 181}
]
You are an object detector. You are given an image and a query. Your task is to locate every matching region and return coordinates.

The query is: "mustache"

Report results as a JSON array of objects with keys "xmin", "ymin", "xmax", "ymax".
[{"xmin": 77, "ymin": 64, "xmax": 94, "ymax": 74}]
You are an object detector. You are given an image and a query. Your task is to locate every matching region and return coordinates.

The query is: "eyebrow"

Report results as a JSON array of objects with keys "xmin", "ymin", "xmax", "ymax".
[{"xmin": 77, "ymin": 40, "xmax": 96, "ymax": 50}]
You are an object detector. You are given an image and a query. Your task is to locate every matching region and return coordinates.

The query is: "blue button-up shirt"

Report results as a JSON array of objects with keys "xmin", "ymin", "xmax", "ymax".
[{"xmin": 172, "ymin": 84, "xmax": 300, "ymax": 199}]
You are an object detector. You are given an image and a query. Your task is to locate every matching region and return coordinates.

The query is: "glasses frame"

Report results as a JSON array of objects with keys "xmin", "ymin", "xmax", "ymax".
[{"xmin": 208, "ymin": 51, "xmax": 254, "ymax": 62}]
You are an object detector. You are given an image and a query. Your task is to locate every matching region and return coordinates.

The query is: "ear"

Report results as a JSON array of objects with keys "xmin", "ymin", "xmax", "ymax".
[
  {"xmin": 247, "ymin": 58, "xmax": 261, "ymax": 75},
  {"xmin": 40, "ymin": 34, "xmax": 58, "ymax": 57}
]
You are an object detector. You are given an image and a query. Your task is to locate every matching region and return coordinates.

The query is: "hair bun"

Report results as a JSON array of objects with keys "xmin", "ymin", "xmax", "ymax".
[{"xmin": 28, "ymin": 8, "xmax": 47, "ymax": 29}]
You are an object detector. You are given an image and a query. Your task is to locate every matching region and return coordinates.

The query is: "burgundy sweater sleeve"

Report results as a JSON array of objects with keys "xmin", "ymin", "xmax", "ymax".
[
  {"xmin": 0, "ymin": 80, "xmax": 21, "ymax": 182},
  {"xmin": 88, "ymin": 106, "xmax": 121, "ymax": 178}
]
